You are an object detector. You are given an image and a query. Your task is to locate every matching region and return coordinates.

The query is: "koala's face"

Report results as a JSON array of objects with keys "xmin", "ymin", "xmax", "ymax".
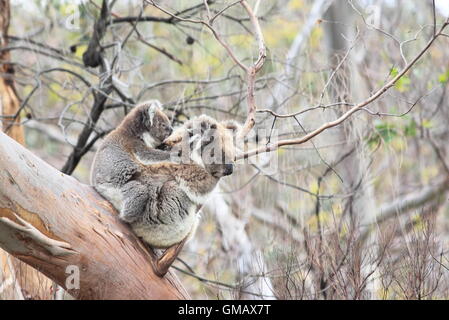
[
  {"xmin": 200, "ymin": 121, "xmax": 236, "ymax": 178},
  {"xmin": 163, "ymin": 115, "xmax": 241, "ymax": 178},
  {"xmin": 146, "ymin": 108, "xmax": 173, "ymax": 144}
]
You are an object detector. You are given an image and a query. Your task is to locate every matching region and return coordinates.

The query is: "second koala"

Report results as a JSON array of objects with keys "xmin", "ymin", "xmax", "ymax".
[{"xmin": 120, "ymin": 115, "xmax": 238, "ymax": 246}]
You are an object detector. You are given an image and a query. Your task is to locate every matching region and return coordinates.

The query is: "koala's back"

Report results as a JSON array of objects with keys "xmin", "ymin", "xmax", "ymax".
[
  {"xmin": 91, "ymin": 133, "xmax": 138, "ymax": 185},
  {"xmin": 90, "ymin": 132, "xmax": 140, "ymax": 209}
]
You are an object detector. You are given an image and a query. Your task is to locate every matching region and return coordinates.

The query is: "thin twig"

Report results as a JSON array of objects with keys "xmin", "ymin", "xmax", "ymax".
[{"xmin": 238, "ymin": 21, "xmax": 449, "ymax": 160}]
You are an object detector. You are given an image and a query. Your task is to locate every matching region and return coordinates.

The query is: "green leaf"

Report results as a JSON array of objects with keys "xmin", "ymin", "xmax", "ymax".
[
  {"xmin": 390, "ymin": 67, "xmax": 399, "ymax": 77},
  {"xmin": 367, "ymin": 121, "xmax": 398, "ymax": 147},
  {"xmin": 422, "ymin": 119, "xmax": 433, "ymax": 129},
  {"xmin": 394, "ymin": 75, "xmax": 411, "ymax": 92},
  {"xmin": 376, "ymin": 123, "xmax": 398, "ymax": 142},
  {"xmin": 390, "ymin": 67, "xmax": 411, "ymax": 92},
  {"xmin": 438, "ymin": 70, "xmax": 449, "ymax": 84},
  {"xmin": 404, "ymin": 119, "xmax": 417, "ymax": 137}
]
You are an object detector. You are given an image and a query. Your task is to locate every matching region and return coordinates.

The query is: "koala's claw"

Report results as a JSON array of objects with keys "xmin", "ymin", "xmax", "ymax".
[{"xmin": 152, "ymin": 237, "xmax": 188, "ymax": 277}]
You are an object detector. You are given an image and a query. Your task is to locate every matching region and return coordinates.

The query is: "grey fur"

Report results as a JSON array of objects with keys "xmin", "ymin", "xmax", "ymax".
[
  {"xmin": 91, "ymin": 107, "xmax": 238, "ymax": 249},
  {"xmin": 90, "ymin": 101, "xmax": 173, "ymax": 210}
]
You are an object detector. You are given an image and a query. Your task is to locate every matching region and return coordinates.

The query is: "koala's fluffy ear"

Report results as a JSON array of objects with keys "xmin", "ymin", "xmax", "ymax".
[
  {"xmin": 147, "ymin": 100, "xmax": 162, "ymax": 125},
  {"xmin": 221, "ymin": 120, "xmax": 241, "ymax": 134}
]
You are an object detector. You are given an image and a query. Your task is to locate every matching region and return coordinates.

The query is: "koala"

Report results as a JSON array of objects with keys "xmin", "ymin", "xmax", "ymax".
[
  {"xmin": 118, "ymin": 115, "xmax": 240, "ymax": 276},
  {"xmin": 90, "ymin": 100, "xmax": 173, "ymax": 211},
  {"xmin": 163, "ymin": 115, "xmax": 239, "ymax": 177},
  {"xmin": 91, "ymin": 104, "xmax": 240, "ymax": 276}
]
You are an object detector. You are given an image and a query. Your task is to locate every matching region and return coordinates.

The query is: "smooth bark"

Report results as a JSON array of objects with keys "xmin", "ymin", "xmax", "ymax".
[{"xmin": 0, "ymin": 132, "xmax": 189, "ymax": 300}]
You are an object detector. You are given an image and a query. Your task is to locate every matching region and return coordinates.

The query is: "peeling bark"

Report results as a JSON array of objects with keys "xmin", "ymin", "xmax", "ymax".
[{"xmin": 0, "ymin": 131, "xmax": 189, "ymax": 299}]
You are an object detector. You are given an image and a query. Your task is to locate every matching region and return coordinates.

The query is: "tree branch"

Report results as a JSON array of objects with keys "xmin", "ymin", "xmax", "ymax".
[
  {"xmin": 238, "ymin": 21, "xmax": 449, "ymax": 160},
  {"xmin": 0, "ymin": 131, "xmax": 189, "ymax": 300},
  {"xmin": 147, "ymin": 0, "xmax": 266, "ymax": 139},
  {"xmin": 359, "ymin": 178, "xmax": 449, "ymax": 243}
]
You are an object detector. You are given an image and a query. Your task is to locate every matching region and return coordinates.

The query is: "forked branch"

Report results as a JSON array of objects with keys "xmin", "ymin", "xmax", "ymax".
[
  {"xmin": 146, "ymin": 0, "xmax": 266, "ymax": 138},
  {"xmin": 237, "ymin": 19, "xmax": 449, "ymax": 160}
]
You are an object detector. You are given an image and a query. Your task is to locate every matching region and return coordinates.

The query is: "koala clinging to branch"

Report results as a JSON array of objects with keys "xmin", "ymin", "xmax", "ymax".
[
  {"xmin": 119, "ymin": 115, "xmax": 240, "ymax": 276},
  {"xmin": 91, "ymin": 100, "xmax": 173, "ymax": 210},
  {"xmin": 91, "ymin": 104, "xmax": 240, "ymax": 276}
]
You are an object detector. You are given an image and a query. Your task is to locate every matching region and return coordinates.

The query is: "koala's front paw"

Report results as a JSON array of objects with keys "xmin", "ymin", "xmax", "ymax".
[{"xmin": 162, "ymin": 134, "xmax": 182, "ymax": 147}]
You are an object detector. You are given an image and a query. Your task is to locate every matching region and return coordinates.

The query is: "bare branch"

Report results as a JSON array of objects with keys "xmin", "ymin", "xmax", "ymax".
[
  {"xmin": 147, "ymin": 0, "xmax": 266, "ymax": 139},
  {"xmin": 238, "ymin": 22, "xmax": 449, "ymax": 160}
]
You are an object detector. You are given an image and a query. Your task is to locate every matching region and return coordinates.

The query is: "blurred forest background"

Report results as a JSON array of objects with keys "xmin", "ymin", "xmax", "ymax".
[{"xmin": 1, "ymin": 0, "xmax": 449, "ymax": 300}]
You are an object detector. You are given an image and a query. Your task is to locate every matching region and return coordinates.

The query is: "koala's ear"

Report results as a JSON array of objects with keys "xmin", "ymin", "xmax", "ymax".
[
  {"xmin": 147, "ymin": 101, "xmax": 162, "ymax": 125},
  {"xmin": 221, "ymin": 120, "xmax": 241, "ymax": 134}
]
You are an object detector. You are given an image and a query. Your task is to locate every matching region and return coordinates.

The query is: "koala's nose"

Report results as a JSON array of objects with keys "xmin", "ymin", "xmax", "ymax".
[
  {"xmin": 224, "ymin": 164, "xmax": 234, "ymax": 176},
  {"xmin": 167, "ymin": 127, "xmax": 173, "ymax": 136}
]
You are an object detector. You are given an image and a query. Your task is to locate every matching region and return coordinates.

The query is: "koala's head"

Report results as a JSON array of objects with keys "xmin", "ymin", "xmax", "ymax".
[
  {"xmin": 164, "ymin": 115, "xmax": 241, "ymax": 178},
  {"xmin": 130, "ymin": 101, "xmax": 173, "ymax": 145}
]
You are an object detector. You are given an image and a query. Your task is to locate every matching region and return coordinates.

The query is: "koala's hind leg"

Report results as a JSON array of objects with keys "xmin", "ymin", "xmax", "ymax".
[
  {"xmin": 119, "ymin": 181, "xmax": 149, "ymax": 223},
  {"xmin": 152, "ymin": 213, "xmax": 200, "ymax": 277},
  {"xmin": 152, "ymin": 236, "xmax": 188, "ymax": 277}
]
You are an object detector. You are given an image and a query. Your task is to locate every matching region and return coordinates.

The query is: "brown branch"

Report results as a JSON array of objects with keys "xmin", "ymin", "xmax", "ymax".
[
  {"xmin": 238, "ymin": 0, "xmax": 266, "ymax": 139},
  {"xmin": 82, "ymin": 0, "xmax": 110, "ymax": 68},
  {"xmin": 237, "ymin": 21, "xmax": 449, "ymax": 160},
  {"xmin": 147, "ymin": 0, "xmax": 266, "ymax": 139},
  {"xmin": 0, "ymin": 0, "xmax": 23, "ymax": 142},
  {"xmin": 61, "ymin": 0, "xmax": 113, "ymax": 175},
  {"xmin": 136, "ymin": 34, "xmax": 183, "ymax": 66},
  {"xmin": 0, "ymin": 131, "xmax": 189, "ymax": 299}
]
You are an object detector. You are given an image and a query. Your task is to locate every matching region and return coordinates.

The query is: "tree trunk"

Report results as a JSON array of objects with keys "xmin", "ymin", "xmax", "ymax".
[
  {"xmin": 0, "ymin": 0, "xmax": 22, "ymax": 141},
  {"xmin": 0, "ymin": 0, "xmax": 56, "ymax": 300},
  {"xmin": 323, "ymin": 2, "xmax": 378, "ymax": 298},
  {"xmin": 0, "ymin": 131, "xmax": 189, "ymax": 299},
  {"xmin": 205, "ymin": 189, "xmax": 275, "ymax": 300}
]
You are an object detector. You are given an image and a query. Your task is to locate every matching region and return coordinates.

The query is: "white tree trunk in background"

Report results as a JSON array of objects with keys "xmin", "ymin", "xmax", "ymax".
[
  {"xmin": 323, "ymin": 1, "xmax": 379, "ymax": 298},
  {"xmin": 205, "ymin": 189, "xmax": 275, "ymax": 300},
  {"xmin": 272, "ymin": 0, "xmax": 335, "ymax": 112}
]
